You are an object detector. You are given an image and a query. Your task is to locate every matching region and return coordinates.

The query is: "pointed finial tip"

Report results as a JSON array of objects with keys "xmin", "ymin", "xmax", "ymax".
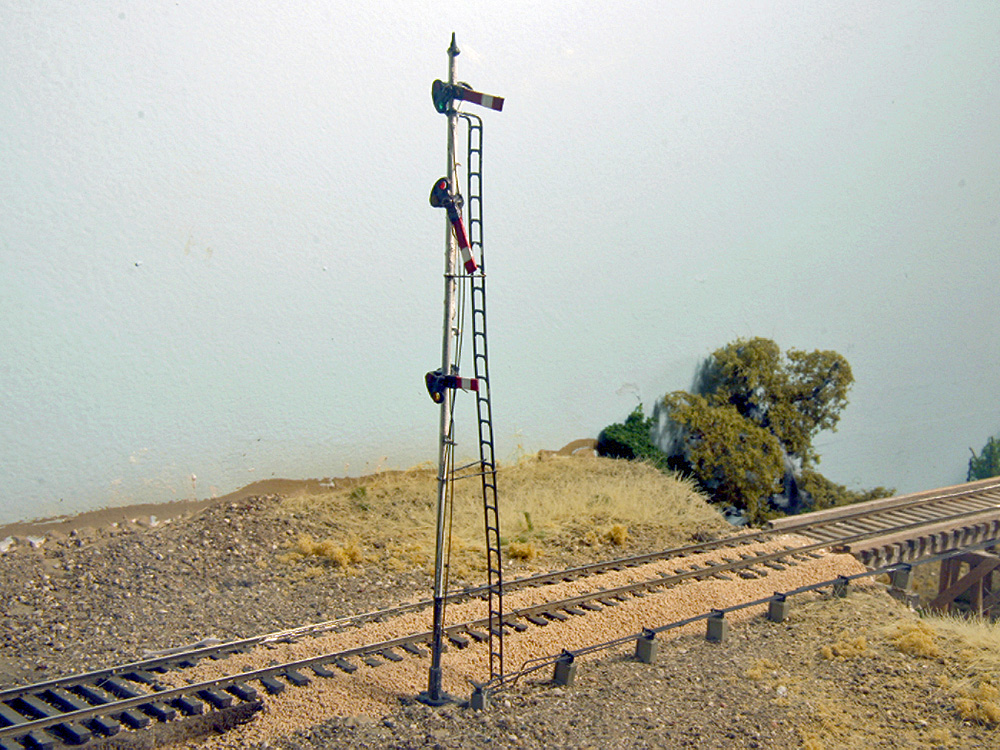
[{"xmin": 448, "ymin": 32, "xmax": 460, "ymax": 57}]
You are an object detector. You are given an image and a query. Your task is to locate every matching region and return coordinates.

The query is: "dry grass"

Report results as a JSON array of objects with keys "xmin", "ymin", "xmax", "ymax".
[
  {"xmin": 277, "ymin": 534, "xmax": 365, "ymax": 571},
  {"xmin": 881, "ymin": 578, "xmax": 1000, "ymax": 729},
  {"xmin": 888, "ymin": 619, "xmax": 941, "ymax": 659},
  {"xmin": 744, "ymin": 657, "xmax": 779, "ymax": 680},
  {"xmin": 820, "ymin": 631, "xmax": 867, "ymax": 660},
  {"xmin": 767, "ymin": 591, "xmax": 1000, "ymax": 748},
  {"xmin": 918, "ymin": 612, "xmax": 1000, "ymax": 727},
  {"xmin": 954, "ymin": 681, "xmax": 1000, "ymax": 725},
  {"xmin": 605, "ymin": 523, "xmax": 628, "ymax": 545},
  {"xmin": 272, "ymin": 454, "xmax": 727, "ymax": 583},
  {"xmin": 924, "ymin": 611, "xmax": 1000, "ymax": 671},
  {"xmin": 506, "ymin": 540, "xmax": 538, "ymax": 561}
]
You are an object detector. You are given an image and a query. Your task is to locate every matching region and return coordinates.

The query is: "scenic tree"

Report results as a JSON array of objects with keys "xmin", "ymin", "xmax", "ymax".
[
  {"xmin": 599, "ymin": 337, "xmax": 892, "ymax": 524},
  {"xmin": 701, "ymin": 337, "xmax": 853, "ymax": 467},
  {"xmin": 660, "ymin": 391, "xmax": 784, "ymax": 522}
]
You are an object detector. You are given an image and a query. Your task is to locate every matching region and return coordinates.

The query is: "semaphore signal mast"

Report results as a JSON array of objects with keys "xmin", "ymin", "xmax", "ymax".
[{"xmin": 420, "ymin": 33, "xmax": 506, "ymax": 708}]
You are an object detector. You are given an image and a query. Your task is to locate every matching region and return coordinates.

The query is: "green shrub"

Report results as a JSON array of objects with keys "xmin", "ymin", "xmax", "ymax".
[
  {"xmin": 597, "ymin": 338, "xmax": 892, "ymax": 524},
  {"xmin": 596, "ymin": 405, "xmax": 671, "ymax": 471},
  {"xmin": 968, "ymin": 435, "xmax": 1000, "ymax": 481}
]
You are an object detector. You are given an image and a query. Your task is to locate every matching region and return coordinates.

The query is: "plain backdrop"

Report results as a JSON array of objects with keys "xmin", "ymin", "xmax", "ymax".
[{"xmin": 2, "ymin": 1, "xmax": 998, "ymax": 522}]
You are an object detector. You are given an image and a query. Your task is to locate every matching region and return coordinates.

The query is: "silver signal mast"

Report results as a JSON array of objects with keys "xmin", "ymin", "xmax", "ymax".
[{"xmin": 420, "ymin": 33, "xmax": 505, "ymax": 707}]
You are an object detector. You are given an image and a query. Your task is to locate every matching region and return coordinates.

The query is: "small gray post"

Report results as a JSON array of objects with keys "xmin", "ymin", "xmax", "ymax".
[
  {"xmin": 706, "ymin": 610, "xmax": 728, "ymax": 643},
  {"xmin": 635, "ymin": 628, "xmax": 659, "ymax": 664},
  {"xmin": 553, "ymin": 650, "xmax": 576, "ymax": 686},
  {"xmin": 890, "ymin": 565, "xmax": 912, "ymax": 592},
  {"xmin": 833, "ymin": 576, "xmax": 850, "ymax": 598},
  {"xmin": 469, "ymin": 684, "xmax": 489, "ymax": 711},
  {"xmin": 768, "ymin": 593, "xmax": 789, "ymax": 623}
]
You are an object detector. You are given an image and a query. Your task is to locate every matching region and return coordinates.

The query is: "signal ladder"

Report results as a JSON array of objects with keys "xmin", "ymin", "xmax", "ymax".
[{"xmin": 460, "ymin": 111, "xmax": 504, "ymax": 685}]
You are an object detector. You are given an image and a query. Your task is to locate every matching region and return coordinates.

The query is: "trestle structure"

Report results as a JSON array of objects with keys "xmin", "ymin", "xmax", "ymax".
[{"xmin": 930, "ymin": 550, "xmax": 1000, "ymax": 618}]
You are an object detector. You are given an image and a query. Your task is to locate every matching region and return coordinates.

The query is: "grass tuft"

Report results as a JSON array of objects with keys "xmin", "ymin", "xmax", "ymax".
[
  {"xmin": 280, "ymin": 534, "xmax": 364, "ymax": 569},
  {"xmin": 506, "ymin": 541, "xmax": 538, "ymax": 561},
  {"xmin": 820, "ymin": 632, "xmax": 867, "ymax": 660},
  {"xmin": 605, "ymin": 524, "xmax": 628, "ymax": 546},
  {"xmin": 744, "ymin": 658, "xmax": 779, "ymax": 681},
  {"xmin": 954, "ymin": 681, "xmax": 1000, "ymax": 725},
  {"xmin": 888, "ymin": 619, "xmax": 940, "ymax": 658}
]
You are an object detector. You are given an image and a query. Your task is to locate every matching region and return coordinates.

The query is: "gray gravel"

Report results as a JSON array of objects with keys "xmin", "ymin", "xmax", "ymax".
[{"xmin": 0, "ymin": 496, "xmax": 431, "ymax": 687}]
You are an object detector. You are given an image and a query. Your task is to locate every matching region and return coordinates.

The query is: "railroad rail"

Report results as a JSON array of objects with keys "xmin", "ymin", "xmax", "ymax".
[
  {"xmin": 2, "ymin": 477, "xmax": 999, "ymax": 748},
  {"xmin": 770, "ymin": 475, "xmax": 1000, "ymax": 565}
]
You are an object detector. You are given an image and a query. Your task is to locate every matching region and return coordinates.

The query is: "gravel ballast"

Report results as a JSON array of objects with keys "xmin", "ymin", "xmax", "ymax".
[
  {"xmin": 2, "ymin": 494, "xmax": 998, "ymax": 749},
  {"xmin": 155, "ymin": 536, "xmax": 867, "ymax": 748}
]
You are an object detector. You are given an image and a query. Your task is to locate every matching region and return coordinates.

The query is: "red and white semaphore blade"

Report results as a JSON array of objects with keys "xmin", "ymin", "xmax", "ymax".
[
  {"xmin": 453, "ymin": 85, "xmax": 504, "ymax": 112},
  {"xmin": 450, "ymin": 214, "xmax": 478, "ymax": 274}
]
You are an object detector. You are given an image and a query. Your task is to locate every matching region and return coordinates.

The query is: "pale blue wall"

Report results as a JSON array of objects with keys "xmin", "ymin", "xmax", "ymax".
[{"xmin": 2, "ymin": 1, "xmax": 999, "ymax": 523}]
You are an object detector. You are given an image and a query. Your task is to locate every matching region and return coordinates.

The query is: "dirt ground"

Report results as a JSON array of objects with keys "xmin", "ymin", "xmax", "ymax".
[{"xmin": 2, "ymin": 479, "xmax": 999, "ymax": 748}]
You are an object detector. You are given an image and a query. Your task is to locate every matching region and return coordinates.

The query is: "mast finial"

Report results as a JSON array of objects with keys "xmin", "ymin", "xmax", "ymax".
[{"xmin": 448, "ymin": 32, "xmax": 460, "ymax": 58}]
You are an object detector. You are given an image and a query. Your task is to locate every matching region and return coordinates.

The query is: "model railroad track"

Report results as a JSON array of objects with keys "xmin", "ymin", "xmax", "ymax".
[
  {"xmin": 3, "ymin": 478, "xmax": 999, "ymax": 748},
  {"xmin": 0, "ymin": 540, "xmax": 825, "ymax": 750},
  {"xmin": 770, "ymin": 475, "xmax": 1000, "ymax": 565}
]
